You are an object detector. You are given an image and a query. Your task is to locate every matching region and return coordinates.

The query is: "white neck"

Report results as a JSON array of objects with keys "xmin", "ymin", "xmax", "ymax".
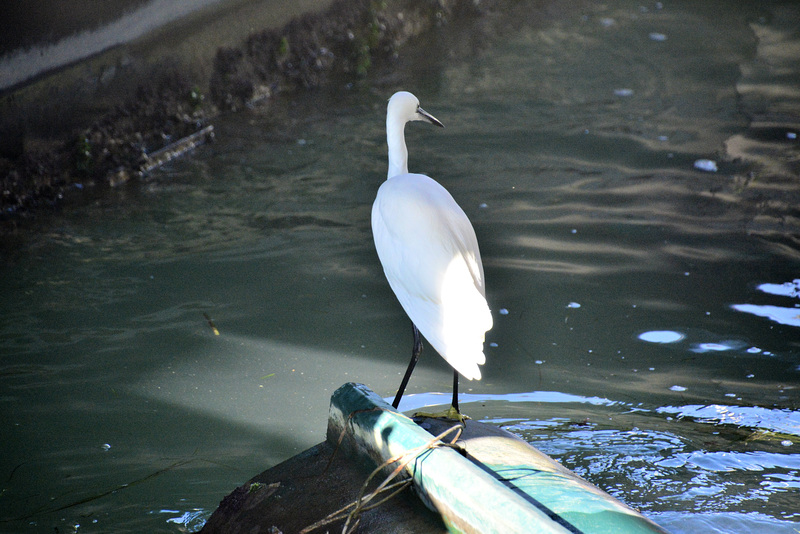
[{"xmin": 386, "ymin": 114, "xmax": 409, "ymax": 179}]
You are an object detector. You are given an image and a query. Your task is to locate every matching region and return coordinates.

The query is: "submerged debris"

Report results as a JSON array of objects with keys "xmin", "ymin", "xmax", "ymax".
[
  {"xmin": 141, "ymin": 125, "xmax": 215, "ymax": 175},
  {"xmin": 203, "ymin": 312, "xmax": 221, "ymax": 336}
]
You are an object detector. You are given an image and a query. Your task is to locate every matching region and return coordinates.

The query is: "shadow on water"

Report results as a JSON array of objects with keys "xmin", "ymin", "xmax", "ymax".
[{"xmin": 2, "ymin": 397, "xmax": 304, "ymax": 532}]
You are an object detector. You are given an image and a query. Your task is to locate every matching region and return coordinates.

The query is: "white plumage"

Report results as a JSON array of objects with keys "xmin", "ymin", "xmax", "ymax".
[{"xmin": 372, "ymin": 91, "xmax": 492, "ymax": 408}]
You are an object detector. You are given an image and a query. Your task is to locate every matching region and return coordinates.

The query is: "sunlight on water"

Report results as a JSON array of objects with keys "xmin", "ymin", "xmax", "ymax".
[
  {"xmin": 732, "ymin": 278, "xmax": 800, "ymax": 327},
  {"xmin": 756, "ymin": 280, "xmax": 800, "ymax": 298},
  {"xmin": 656, "ymin": 404, "xmax": 800, "ymax": 437},
  {"xmin": 467, "ymin": 393, "xmax": 800, "ymax": 533},
  {"xmin": 162, "ymin": 508, "xmax": 208, "ymax": 532},
  {"xmin": 393, "ymin": 390, "xmax": 621, "ymax": 412},
  {"xmin": 731, "ymin": 304, "xmax": 800, "ymax": 328}
]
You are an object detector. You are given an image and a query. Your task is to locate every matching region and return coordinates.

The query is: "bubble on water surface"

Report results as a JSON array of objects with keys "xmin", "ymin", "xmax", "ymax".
[
  {"xmin": 638, "ymin": 330, "xmax": 684, "ymax": 343},
  {"xmin": 693, "ymin": 159, "xmax": 718, "ymax": 172},
  {"xmin": 690, "ymin": 339, "xmax": 749, "ymax": 353}
]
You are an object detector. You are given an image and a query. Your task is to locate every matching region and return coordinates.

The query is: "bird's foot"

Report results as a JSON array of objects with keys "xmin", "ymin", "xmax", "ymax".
[{"xmin": 413, "ymin": 406, "xmax": 469, "ymax": 422}]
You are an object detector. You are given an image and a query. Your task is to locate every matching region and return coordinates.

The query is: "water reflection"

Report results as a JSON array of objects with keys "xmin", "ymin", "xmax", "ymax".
[
  {"xmin": 731, "ymin": 305, "xmax": 800, "ymax": 328},
  {"xmin": 732, "ymin": 279, "xmax": 800, "ymax": 327},
  {"xmin": 757, "ymin": 280, "xmax": 800, "ymax": 298}
]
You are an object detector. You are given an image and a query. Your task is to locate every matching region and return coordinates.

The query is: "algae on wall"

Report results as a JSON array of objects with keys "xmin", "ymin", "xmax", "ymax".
[{"xmin": 0, "ymin": 0, "xmax": 488, "ymax": 225}]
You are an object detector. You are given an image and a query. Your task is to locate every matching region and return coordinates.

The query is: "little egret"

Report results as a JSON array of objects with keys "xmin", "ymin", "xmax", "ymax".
[{"xmin": 371, "ymin": 91, "xmax": 493, "ymax": 416}]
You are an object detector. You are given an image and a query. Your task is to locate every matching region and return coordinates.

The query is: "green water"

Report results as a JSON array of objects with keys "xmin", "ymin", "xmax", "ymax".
[{"xmin": 2, "ymin": 1, "xmax": 799, "ymax": 532}]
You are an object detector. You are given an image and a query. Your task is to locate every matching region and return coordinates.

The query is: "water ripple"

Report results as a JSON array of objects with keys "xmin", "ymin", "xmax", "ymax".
[
  {"xmin": 439, "ymin": 390, "xmax": 800, "ymax": 530},
  {"xmin": 656, "ymin": 404, "xmax": 800, "ymax": 437}
]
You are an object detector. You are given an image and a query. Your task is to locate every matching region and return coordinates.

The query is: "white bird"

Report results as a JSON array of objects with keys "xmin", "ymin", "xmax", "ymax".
[{"xmin": 371, "ymin": 91, "xmax": 493, "ymax": 415}]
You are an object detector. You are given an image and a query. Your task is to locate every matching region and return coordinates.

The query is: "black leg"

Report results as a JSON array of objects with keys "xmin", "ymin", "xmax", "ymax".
[
  {"xmin": 392, "ymin": 324, "xmax": 423, "ymax": 408},
  {"xmin": 451, "ymin": 369, "xmax": 459, "ymax": 413}
]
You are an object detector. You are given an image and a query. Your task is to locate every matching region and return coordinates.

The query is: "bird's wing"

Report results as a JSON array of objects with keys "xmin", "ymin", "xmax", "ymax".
[{"xmin": 372, "ymin": 174, "xmax": 493, "ymax": 380}]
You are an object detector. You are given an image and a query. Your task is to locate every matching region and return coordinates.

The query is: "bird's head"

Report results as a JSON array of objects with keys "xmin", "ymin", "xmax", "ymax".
[{"xmin": 388, "ymin": 91, "xmax": 444, "ymax": 128}]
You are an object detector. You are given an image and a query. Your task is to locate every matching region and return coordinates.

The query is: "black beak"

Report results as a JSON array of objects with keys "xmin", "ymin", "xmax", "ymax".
[{"xmin": 418, "ymin": 106, "xmax": 444, "ymax": 128}]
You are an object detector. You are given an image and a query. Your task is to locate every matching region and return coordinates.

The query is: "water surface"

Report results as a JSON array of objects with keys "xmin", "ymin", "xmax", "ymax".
[{"xmin": 1, "ymin": 1, "xmax": 799, "ymax": 532}]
